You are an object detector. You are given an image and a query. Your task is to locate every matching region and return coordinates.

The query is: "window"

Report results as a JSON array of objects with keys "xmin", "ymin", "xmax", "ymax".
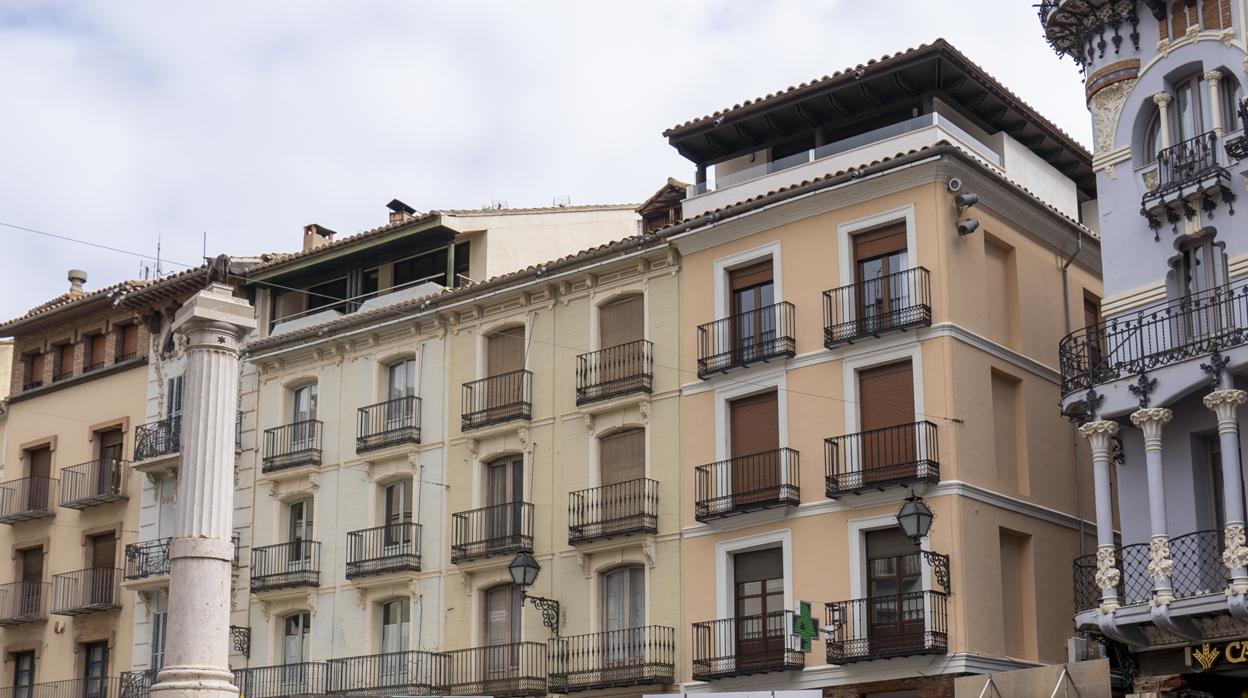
[
  {"xmin": 17, "ymin": 547, "xmax": 43, "ymax": 619},
  {"xmin": 383, "ymin": 480, "xmax": 413, "ymax": 547},
  {"xmin": 857, "ymin": 361, "xmax": 917, "ymax": 480},
  {"xmin": 53, "ymin": 343, "xmax": 74, "ymax": 381},
  {"xmin": 150, "ymin": 593, "xmax": 168, "ymax": 671},
  {"xmin": 24, "ymin": 446, "xmax": 51, "ymax": 511},
  {"xmin": 485, "ymin": 456, "xmax": 524, "ymax": 551},
  {"xmin": 602, "ymin": 566, "xmax": 645, "ymax": 631},
  {"xmin": 729, "ymin": 261, "xmax": 775, "ymax": 362},
  {"xmin": 116, "ymin": 324, "xmax": 139, "ymax": 363},
  {"xmin": 86, "ymin": 334, "xmax": 107, "ymax": 372},
  {"xmin": 306, "ymin": 277, "xmax": 348, "ymax": 313},
  {"xmin": 394, "ymin": 249, "xmax": 449, "ymax": 289},
  {"xmin": 487, "ymin": 328, "xmax": 525, "ymax": 377},
  {"xmin": 23, "ymin": 352, "xmax": 44, "ymax": 389},
  {"xmin": 380, "ymin": 598, "xmax": 410, "ymax": 655},
  {"xmin": 289, "ymin": 498, "xmax": 314, "ymax": 562},
  {"xmin": 362, "ymin": 268, "xmax": 380, "ymax": 299},
  {"xmin": 853, "ymin": 224, "xmax": 910, "ymax": 332},
  {"xmin": 483, "ymin": 585, "xmax": 522, "ymax": 647},
  {"xmin": 865, "ymin": 528, "xmax": 926, "ymax": 654},
  {"xmin": 283, "ymin": 612, "xmax": 312, "ymax": 665},
  {"xmin": 87, "ymin": 531, "xmax": 117, "ymax": 609},
  {"xmin": 13, "ymin": 651, "xmax": 35, "ymax": 698},
  {"xmin": 291, "ymin": 384, "xmax": 318, "ymax": 450},
  {"xmin": 599, "ymin": 295, "xmax": 644, "ymax": 350},
  {"xmin": 167, "ymin": 376, "xmax": 185, "ymax": 419},
  {"xmin": 1177, "ymin": 237, "xmax": 1229, "ymax": 298},
  {"xmin": 600, "ymin": 428, "xmax": 645, "ymax": 486},
  {"xmin": 82, "ymin": 642, "xmax": 109, "ymax": 698},
  {"xmin": 729, "ymin": 391, "xmax": 780, "ymax": 506},
  {"xmin": 1144, "ymin": 110, "xmax": 1162, "ymax": 162},
  {"xmin": 387, "ymin": 359, "xmax": 417, "ymax": 400},
  {"xmin": 732, "ymin": 548, "xmax": 785, "ymax": 670},
  {"xmin": 98, "ymin": 428, "xmax": 124, "ymax": 462}
]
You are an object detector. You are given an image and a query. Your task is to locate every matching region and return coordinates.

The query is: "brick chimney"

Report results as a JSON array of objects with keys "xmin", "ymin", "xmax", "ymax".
[
  {"xmin": 302, "ymin": 224, "xmax": 337, "ymax": 252},
  {"xmin": 68, "ymin": 269, "xmax": 87, "ymax": 293},
  {"xmin": 387, "ymin": 199, "xmax": 417, "ymax": 225}
]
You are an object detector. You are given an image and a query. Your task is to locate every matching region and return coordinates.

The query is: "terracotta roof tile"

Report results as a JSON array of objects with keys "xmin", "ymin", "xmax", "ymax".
[{"xmin": 0, "ymin": 278, "xmax": 153, "ymax": 331}]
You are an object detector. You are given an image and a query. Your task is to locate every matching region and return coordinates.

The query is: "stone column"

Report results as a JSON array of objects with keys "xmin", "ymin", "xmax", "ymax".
[
  {"xmin": 152, "ymin": 283, "xmax": 256, "ymax": 698},
  {"xmin": 1205, "ymin": 389, "xmax": 1248, "ymax": 594},
  {"xmin": 1205, "ymin": 70, "xmax": 1225, "ymax": 136},
  {"xmin": 1154, "ymin": 92, "xmax": 1174, "ymax": 149},
  {"xmin": 1079, "ymin": 420, "xmax": 1122, "ymax": 612},
  {"xmin": 1130, "ymin": 408, "xmax": 1175, "ymax": 603}
]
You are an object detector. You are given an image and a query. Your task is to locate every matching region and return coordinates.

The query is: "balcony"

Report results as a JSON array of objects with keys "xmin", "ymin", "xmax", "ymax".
[
  {"xmin": 548, "ymin": 626, "xmax": 675, "ymax": 693},
  {"xmin": 327, "ymin": 649, "xmax": 445, "ymax": 696},
  {"xmin": 451, "ymin": 502, "xmax": 534, "ymax": 563},
  {"xmin": 575, "ymin": 340, "xmax": 653, "ymax": 405},
  {"xmin": 59, "ymin": 458, "xmax": 128, "ymax": 509},
  {"xmin": 1058, "ymin": 277, "xmax": 1248, "ymax": 397},
  {"xmin": 462, "ymin": 370, "xmax": 532, "ymax": 431},
  {"xmin": 0, "ymin": 476, "xmax": 57, "ymax": 523},
  {"xmin": 0, "ymin": 678, "xmax": 123, "ymax": 698},
  {"xmin": 51, "ymin": 567, "xmax": 121, "ymax": 615},
  {"xmin": 691, "ymin": 611, "xmax": 804, "ymax": 680},
  {"xmin": 824, "ymin": 591, "xmax": 949, "ymax": 663},
  {"xmin": 125, "ymin": 533, "xmax": 242, "ymax": 585},
  {"xmin": 694, "ymin": 448, "xmax": 800, "ymax": 521},
  {"xmin": 120, "ymin": 669, "xmax": 156, "ymax": 698},
  {"xmin": 0, "ymin": 580, "xmax": 49, "ymax": 625},
  {"xmin": 697, "ymin": 302, "xmax": 795, "ymax": 378},
  {"xmin": 234, "ymin": 662, "xmax": 328, "ymax": 698},
  {"xmin": 134, "ymin": 416, "xmax": 181, "ymax": 462},
  {"xmin": 1072, "ymin": 529, "xmax": 1225, "ymax": 613},
  {"xmin": 1142, "ymin": 131, "xmax": 1231, "ymax": 216},
  {"xmin": 823, "ymin": 267, "xmax": 931, "ymax": 347},
  {"xmin": 357, "ymin": 396, "xmax": 421, "ymax": 453},
  {"xmin": 262, "ymin": 420, "xmax": 323, "ymax": 473},
  {"xmin": 824, "ymin": 421, "xmax": 939, "ymax": 498},
  {"xmin": 568, "ymin": 478, "xmax": 658, "ymax": 545},
  {"xmin": 440, "ymin": 643, "xmax": 547, "ymax": 697},
  {"xmin": 251, "ymin": 541, "xmax": 321, "ymax": 592},
  {"xmin": 345, "ymin": 523, "xmax": 422, "ymax": 579}
]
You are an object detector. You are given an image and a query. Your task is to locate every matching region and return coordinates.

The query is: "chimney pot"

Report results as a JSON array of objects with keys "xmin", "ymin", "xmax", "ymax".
[
  {"xmin": 68, "ymin": 269, "xmax": 87, "ymax": 293},
  {"xmin": 302, "ymin": 224, "xmax": 337, "ymax": 252},
  {"xmin": 387, "ymin": 199, "xmax": 417, "ymax": 225}
]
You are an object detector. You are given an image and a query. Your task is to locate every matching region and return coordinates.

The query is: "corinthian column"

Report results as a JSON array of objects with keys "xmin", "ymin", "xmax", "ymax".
[
  {"xmin": 1205, "ymin": 388, "xmax": 1248, "ymax": 595},
  {"xmin": 152, "ymin": 282, "xmax": 256, "ymax": 698},
  {"xmin": 1205, "ymin": 70, "xmax": 1225, "ymax": 136},
  {"xmin": 1153, "ymin": 92, "xmax": 1174, "ymax": 149},
  {"xmin": 1130, "ymin": 407, "xmax": 1175, "ymax": 604},
  {"xmin": 1079, "ymin": 419, "xmax": 1121, "ymax": 612}
]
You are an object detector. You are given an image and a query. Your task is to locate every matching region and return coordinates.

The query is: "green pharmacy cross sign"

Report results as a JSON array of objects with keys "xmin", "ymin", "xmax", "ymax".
[{"xmin": 792, "ymin": 600, "xmax": 819, "ymax": 652}]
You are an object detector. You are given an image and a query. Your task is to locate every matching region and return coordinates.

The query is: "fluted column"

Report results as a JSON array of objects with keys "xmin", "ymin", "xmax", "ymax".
[
  {"xmin": 152, "ymin": 282, "xmax": 256, "ymax": 698},
  {"xmin": 1131, "ymin": 408, "xmax": 1175, "ymax": 604},
  {"xmin": 1154, "ymin": 92, "xmax": 1174, "ymax": 149},
  {"xmin": 1079, "ymin": 419, "xmax": 1121, "ymax": 612},
  {"xmin": 1205, "ymin": 389, "xmax": 1248, "ymax": 595}
]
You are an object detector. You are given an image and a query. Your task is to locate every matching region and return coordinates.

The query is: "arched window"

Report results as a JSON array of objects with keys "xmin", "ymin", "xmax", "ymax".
[{"xmin": 1143, "ymin": 110, "xmax": 1162, "ymax": 163}]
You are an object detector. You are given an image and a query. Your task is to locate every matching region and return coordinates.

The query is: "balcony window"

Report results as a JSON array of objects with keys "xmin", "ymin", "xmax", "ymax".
[
  {"xmin": 699, "ymin": 262, "xmax": 795, "ymax": 377},
  {"xmin": 1, "ymin": 547, "xmax": 47, "ymax": 625},
  {"xmin": 464, "ymin": 327, "xmax": 531, "ymax": 430},
  {"xmin": 86, "ymin": 334, "xmax": 107, "ymax": 372},
  {"xmin": 578, "ymin": 295, "xmax": 651, "ymax": 404},
  {"xmin": 116, "ymin": 324, "xmax": 139, "ymax": 363},
  {"xmin": 53, "ymin": 343, "xmax": 74, "ymax": 382},
  {"xmin": 0, "ymin": 446, "xmax": 57, "ymax": 524},
  {"xmin": 22, "ymin": 352, "xmax": 44, "ymax": 390},
  {"xmin": 453, "ymin": 456, "xmax": 533, "ymax": 562}
]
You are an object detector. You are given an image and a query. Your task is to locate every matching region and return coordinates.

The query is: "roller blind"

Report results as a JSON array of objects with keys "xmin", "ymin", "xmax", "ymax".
[
  {"xmin": 734, "ymin": 548, "xmax": 783, "ymax": 584},
  {"xmin": 487, "ymin": 327, "xmax": 525, "ymax": 376},
  {"xmin": 729, "ymin": 261, "xmax": 773, "ymax": 291},
  {"xmin": 853, "ymin": 224, "xmax": 907, "ymax": 261},
  {"xmin": 600, "ymin": 428, "xmax": 645, "ymax": 485},
  {"xmin": 599, "ymin": 295, "xmax": 643, "ymax": 349},
  {"xmin": 858, "ymin": 361, "xmax": 915, "ymax": 432},
  {"xmin": 730, "ymin": 391, "xmax": 779, "ymax": 458}
]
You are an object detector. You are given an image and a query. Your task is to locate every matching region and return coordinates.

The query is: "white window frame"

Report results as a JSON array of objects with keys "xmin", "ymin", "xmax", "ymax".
[
  {"xmin": 847, "ymin": 514, "xmax": 934, "ymax": 600},
  {"xmin": 589, "ymin": 286, "xmax": 648, "ymax": 352},
  {"xmin": 835, "ymin": 204, "xmax": 918, "ymax": 289},
  {"xmin": 713, "ymin": 370, "xmax": 789, "ymax": 462},
  {"xmin": 714, "ymin": 528, "xmax": 793, "ymax": 619},
  {"xmin": 841, "ymin": 343, "xmax": 925, "ymax": 436},
  {"xmin": 711, "ymin": 241, "xmax": 784, "ymax": 320}
]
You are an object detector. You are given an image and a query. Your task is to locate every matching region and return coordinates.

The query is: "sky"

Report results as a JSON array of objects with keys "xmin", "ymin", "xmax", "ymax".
[{"xmin": 0, "ymin": 1, "xmax": 1092, "ymax": 322}]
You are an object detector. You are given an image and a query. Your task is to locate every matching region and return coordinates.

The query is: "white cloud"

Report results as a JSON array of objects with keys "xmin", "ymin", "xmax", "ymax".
[{"xmin": 0, "ymin": 0, "xmax": 1091, "ymax": 320}]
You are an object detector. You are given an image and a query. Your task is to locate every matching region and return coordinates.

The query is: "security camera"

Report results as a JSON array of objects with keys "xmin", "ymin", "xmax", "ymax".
[
  {"xmin": 957, "ymin": 218, "xmax": 980, "ymax": 236},
  {"xmin": 954, "ymin": 192, "xmax": 979, "ymax": 213},
  {"xmin": 946, "ymin": 177, "xmax": 962, "ymax": 193}
]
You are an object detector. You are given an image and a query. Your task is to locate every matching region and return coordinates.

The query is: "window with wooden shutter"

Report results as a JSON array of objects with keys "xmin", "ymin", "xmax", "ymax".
[
  {"xmin": 24, "ymin": 447, "xmax": 51, "ymax": 511},
  {"xmin": 599, "ymin": 295, "xmax": 643, "ymax": 349},
  {"xmin": 600, "ymin": 428, "xmax": 645, "ymax": 486},
  {"xmin": 87, "ymin": 335, "xmax": 107, "ymax": 370},
  {"xmin": 25, "ymin": 353, "xmax": 45, "ymax": 388},
  {"xmin": 118, "ymin": 324, "xmax": 139, "ymax": 361},
  {"xmin": 19, "ymin": 547, "xmax": 43, "ymax": 583},
  {"xmin": 857, "ymin": 361, "xmax": 916, "ymax": 477},
  {"xmin": 487, "ymin": 327, "xmax": 525, "ymax": 376},
  {"xmin": 55, "ymin": 344, "xmax": 74, "ymax": 380},
  {"xmin": 99, "ymin": 428, "xmax": 124, "ymax": 461},
  {"xmin": 150, "ymin": 593, "xmax": 168, "ymax": 670},
  {"xmin": 729, "ymin": 391, "xmax": 781, "ymax": 506}
]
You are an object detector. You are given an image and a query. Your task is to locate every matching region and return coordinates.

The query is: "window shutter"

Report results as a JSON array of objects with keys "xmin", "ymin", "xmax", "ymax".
[
  {"xmin": 121, "ymin": 325, "xmax": 139, "ymax": 358},
  {"xmin": 599, "ymin": 295, "xmax": 644, "ymax": 349},
  {"xmin": 729, "ymin": 261, "xmax": 773, "ymax": 291},
  {"xmin": 600, "ymin": 428, "xmax": 645, "ymax": 485},
  {"xmin": 730, "ymin": 391, "xmax": 780, "ymax": 457},
  {"xmin": 29, "ymin": 354, "xmax": 45, "ymax": 382},
  {"xmin": 858, "ymin": 361, "xmax": 915, "ymax": 433},
  {"xmin": 853, "ymin": 224, "xmax": 907, "ymax": 262},
  {"xmin": 89, "ymin": 335, "xmax": 107, "ymax": 367},
  {"xmin": 151, "ymin": 607, "xmax": 168, "ymax": 670},
  {"xmin": 28, "ymin": 447, "xmax": 51, "ymax": 479},
  {"xmin": 733, "ymin": 548, "xmax": 783, "ymax": 584},
  {"xmin": 487, "ymin": 327, "xmax": 525, "ymax": 376},
  {"xmin": 58, "ymin": 344, "xmax": 74, "ymax": 375}
]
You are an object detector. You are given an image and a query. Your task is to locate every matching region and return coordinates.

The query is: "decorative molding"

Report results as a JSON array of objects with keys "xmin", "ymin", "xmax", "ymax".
[
  {"xmin": 1148, "ymin": 537, "xmax": 1174, "ymax": 585},
  {"xmin": 1090, "ymin": 78, "xmax": 1137, "ymax": 153},
  {"xmin": 1204, "ymin": 389, "xmax": 1248, "ymax": 421},
  {"xmin": 1096, "ymin": 545, "xmax": 1122, "ymax": 599},
  {"xmin": 1079, "ymin": 419, "xmax": 1120, "ymax": 451}
]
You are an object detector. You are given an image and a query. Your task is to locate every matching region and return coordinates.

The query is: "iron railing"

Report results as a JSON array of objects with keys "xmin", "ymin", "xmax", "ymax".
[
  {"xmin": 691, "ymin": 610, "xmax": 805, "ymax": 680},
  {"xmin": 357, "ymin": 396, "xmax": 422, "ymax": 453},
  {"xmin": 251, "ymin": 541, "xmax": 321, "ymax": 592},
  {"xmin": 824, "ymin": 421, "xmax": 939, "ymax": 497},
  {"xmin": 1079, "ymin": 530, "xmax": 1228, "ymax": 611},
  {"xmin": 1120, "ymin": 542, "xmax": 1152, "ymax": 605},
  {"xmin": 825, "ymin": 591, "xmax": 948, "ymax": 663},
  {"xmin": 824, "ymin": 267, "xmax": 931, "ymax": 347},
  {"xmin": 1072, "ymin": 553, "xmax": 1100, "ymax": 612},
  {"xmin": 576, "ymin": 340, "xmax": 653, "ymax": 405},
  {"xmin": 1154, "ymin": 131, "xmax": 1224, "ymax": 194},
  {"xmin": 134, "ymin": 416, "xmax": 181, "ymax": 462},
  {"xmin": 451, "ymin": 502, "xmax": 534, "ymax": 563},
  {"xmin": 1059, "ymin": 277, "xmax": 1248, "ymax": 395},
  {"xmin": 0, "ymin": 476, "xmax": 58, "ymax": 523},
  {"xmin": 548, "ymin": 625, "xmax": 675, "ymax": 693},
  {"xmin": 119, "ymin": 669, "xmax": 155, "ymax": 698},
  {"xmin": 694, "ymin": 448, "xmax": 800, "ymax": 521},
  {"xmin": 125, "ymin": 534, "xmax": 240, "ymax": 580},
  {"xmin": 234, "ymin": 662, "xmax": 328, "ymax": 698},
  {"xmin": 327, "ymin": 649, "xmax": 445, "ymax": 696},
  {"xmin": 0, "ymin": 580, "xmax": 49, "ymax": 625},
  {"xmin": 1169, "ymin": 529, "xmax": 1226, "ymax": 598},
  {"xmin": 59, "ymin": 458, "xmax": 128, "ymax": 509},
  {"xmin": 568, "ymin": 478, "xmax": 658, "ymax": 544},
  {"xmin": 697, "ymin": 302, "xmax": 796, "ymax": 378},
  {"xmin": 263, "ymin": 420, "xmax": 323, "ymax": 473},
  {"xmin": 51, "ymin": 567, "xmax": 121, "ymax": 615},
  {"xmin": 439, "ymin": 643, "xmax": 547, "ymax": 697},
  {"xmin": 462, "ymin": 370, "xmax": 532, "ymax": 431},
  {"xmin": 345, "ymin": 523, "xmax": 422, "ymax": 578},
  {"xmin": 0, "ymin": 678, "xmax": 123, "ymax": 698}
]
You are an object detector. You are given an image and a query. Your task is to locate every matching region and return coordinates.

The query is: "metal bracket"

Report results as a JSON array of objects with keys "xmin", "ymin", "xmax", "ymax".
[
  {"xmin": 920, "ymin": 550, "xmax": 952, "ymax": 595},
  {"xmin": 230, "ymin": 625, "xmax": 251, "ymax": 658},
  {"xmin": 521, "ymin": 592, "xmax": 561, "ymax": 637}
]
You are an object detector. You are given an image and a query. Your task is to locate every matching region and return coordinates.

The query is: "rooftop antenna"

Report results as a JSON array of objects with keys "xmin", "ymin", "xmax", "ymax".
[
  {"xmin": 155, "ymin": 235, "xmax": 164, "ymax": 278},
  {"xmin": 202, "ymin": 230, "xmax": 207, "ymax": 262}
]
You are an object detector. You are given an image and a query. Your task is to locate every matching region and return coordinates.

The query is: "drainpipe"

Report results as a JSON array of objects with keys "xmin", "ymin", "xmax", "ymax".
[{"xmin": 1061, "ymin": 228, "xmax": 1086, "ymax": 555}]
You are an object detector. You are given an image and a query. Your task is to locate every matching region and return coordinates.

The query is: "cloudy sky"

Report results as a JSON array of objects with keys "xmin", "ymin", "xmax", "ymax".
[{"xmin": 0, "ymin": 1, "xmax": 1090, "ymax": 321}]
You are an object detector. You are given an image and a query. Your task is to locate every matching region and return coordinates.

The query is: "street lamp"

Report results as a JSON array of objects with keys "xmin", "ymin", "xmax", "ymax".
[
  {"xmin": 508, "ymin": 553, "xmax": 561, "ymax": 636},
  {"xmin": 895, "ymin": 491, "xmax": 951, "ymax": 594}
]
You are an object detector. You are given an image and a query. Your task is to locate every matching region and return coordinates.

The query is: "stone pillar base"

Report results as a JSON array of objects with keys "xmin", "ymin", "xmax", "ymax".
[{"xmin": 150, "ymin": 667, "xmax": 238, "ymax": 698}]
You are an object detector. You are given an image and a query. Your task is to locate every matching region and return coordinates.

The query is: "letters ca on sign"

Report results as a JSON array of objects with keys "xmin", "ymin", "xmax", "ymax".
[{"xmin": 1189, "ymin": 639, "xmax": 1248, "ymax": 671}]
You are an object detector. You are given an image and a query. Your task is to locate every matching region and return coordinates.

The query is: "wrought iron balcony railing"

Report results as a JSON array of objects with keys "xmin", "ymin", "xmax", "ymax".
[
  {"xmin": 119, "ymin": 669, "xmax": 156, "ymax": 698},
  {"xmin": 824, "ymin": 267, "xmax": 932, "ymax": 347},
  {"xmin": 345, "ymin": 522, "xmax": 422, "ymax": 578},
  {"xmin": 1154, "ymin": 131, "xmax": 1226, "ymax": 195},
  {"xmin": 548, "ymin": 625, "xmax": 676, "ymax": 693},
  {"xmin": 262, "ymin": 420, "xmax": 323, "ymax": 473},
  {"xmin": 462, "ymin": 370, "xmax": 532, "ymax": 431},
  {"xmin": 697, "ymin": 302, "xmax": 796, "ymax": 378},
  {"xmin": 327, "ymin": 649, "xmax": 445, "ymax": 695},
  {"xmin": 439, "ymin": 642, "xmax": 547, "ymax": 697},
  {"xmin": 1072, "ymin": 529, "xmax": 1226, "ymax": 612},
  {"xmin": 59, "ymin": 458, "xmax": 128, "ymax": 509},
  {"xmin": 134, "ymin": 416, "xmax": 181, "ymax": 462},
  {"xmin": 51, "ymin": 567, "xmax": 121, "ymax": 615},
  {"xmin": 0, "ymin": 476, "xmax": 58, "ymax": 524},
  {"xmin": 233, "ymin": 662, "xmax": 328, "ymax": 698},
  {"xmin": 694, "ymin": 448, "xmax": 800, "ymax": 521},
  {"xmin": 1058, "ymin": 278, "xmax": 1248, "ymax": 396},
  {"xmin": 1072, "ymin": 552, "xmax": 1099, "ymax": 613},
  {"xmin": 824, "ymin": 421, "xmax": 939, "ymax": 497},
  {"xmin": 357, "ymin": 396, "xmax": 422, "ymax": 453},
  {"xmin": 576, "ymin": 340, "xmax": 653, "ymax": 405},
  {"xmin": 451, "ymin": 502, "xmax": 534, "ymax": 563},
  {"xmin": 824, "ymin": 590, "xmax": 948, "ymax": 663},
  {"xmin": 568, "ymin": 478, "xmax": 658, "ymax": 544},
  {"xmin": 0, "ymin": 580, "xmax": 49, "ymax": 625},
  {"xmin": 0, "ymin": 677, "xmax": 122, "ymax": 698},
  {"xmin": 125, "ymin": 534, "xmax": 241, "ymax": 581},
  {"xmin": 251, "ymin": 540, "xmax": 321, "ymax": 592},
  {"xmin": 691, "ymin": 610, "xmax": 804, "ymax": 680}
]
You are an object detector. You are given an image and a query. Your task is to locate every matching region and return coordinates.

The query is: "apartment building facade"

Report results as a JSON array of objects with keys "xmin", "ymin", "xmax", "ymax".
[
  {"xmin": 664, "ymin": 41, "xmax": 1104, "ymax": 696},
  {"xmin": 1040, "ymin": 1, "xmax": 1248, "ymax": 694}
]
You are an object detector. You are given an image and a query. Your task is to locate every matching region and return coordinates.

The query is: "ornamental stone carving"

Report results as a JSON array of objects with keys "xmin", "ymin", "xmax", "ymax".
[
  {"xmin": 1142, "ymin": 169, "xmax": 1160, "ymax": 191},
  {"xmin": 1148, "ymin": 537, "xmax": 1174, "ymax": 581},
  {"xmin": 1204, "ymin": 389, "xmax": 1248, "ymax": 421},
  {"xmin": 1225, "ymin": 523, "xmax": 1248, "ymax": 571},
  {"xmin": 1090, "ymin": 78, "xmax": 1136, "ymax": 153},
  {"xmin": 1130, "ymin": 407, "xmax": 1173, "ymax": 432},
  {"xmin": 1096, "ymin": 545, "xmax": 1122, "ymax": 590},
  {"xmin": 1153, "ymin": 92, "xmax": 1173, "ymax": 108},
  {"xmin": 1079, "ymin": 419, "xmax": 1120, "ymax": 451}
]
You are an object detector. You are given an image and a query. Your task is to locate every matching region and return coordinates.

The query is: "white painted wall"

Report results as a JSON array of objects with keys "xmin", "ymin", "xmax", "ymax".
[{"xmin": 444, "ymin": 207, "xmax": 639, "ymax": 280}]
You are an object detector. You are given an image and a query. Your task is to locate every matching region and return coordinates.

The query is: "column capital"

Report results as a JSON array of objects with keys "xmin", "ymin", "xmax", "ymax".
[
  {"xmin": 1131, "ymin": 407, "xmax": 1173, "ymax": 440},
  {"xmin": 1204, "ymin": 69, "xmax": 1224, "ymax": 85},
  {"xmin": 1204, "ymin": 389, "xmax": 1248, "ymax": 421},
  {"xmin": 1148, "ymin": 537, "xmax": 1174, "ymax": 584},
  {"xmin": 1079, "ymin": 419, "xmax": 1120, "ymax": 450},
  {"xmin": 1225, "ymin": 523, "xmax": 1248, "ymax": 576},
  {"xmin": 1153, "ymin": 91, "xmax": 1173, "ymax": 108},
  {"xmin": 172, "ymin": 282, "xmax": 257, "ymax": 347}
]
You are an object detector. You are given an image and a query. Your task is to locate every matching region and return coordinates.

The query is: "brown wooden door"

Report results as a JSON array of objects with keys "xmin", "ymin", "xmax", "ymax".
[
  {"xmin": 486, "ymin": 327, "xmax": 525, "ymax": 411},
  {"xmin": 98, "ymin": 429, "xmax": 124, "ymax": 496},
  {"xmin": 854, "ymin": 226, "xmax": 909, "ymax": 334},
  {"xmin": 857, "ymin": 362, "xmax": 916, "ymax": 483},
  {"xmin": 1083, "ymin": 293, "xmax": 1103, "ymax": 369},
  {"xmin": 734, "ymin": 549, "xmax": 784, "ymax": 671},
  {"xmin": 730, "ymin": 392, "xmax": 780, "ymax": 507},
  {"xmin": 600, "ymin": 428, "xmax": 645, "ymax": 528},
  {"xmin": 866, "ymin": 530, "xmax": 924, "ymax": 656},
  {"xmin": 25, "ymin": 447, "xmax": 51, "ymax": 511},
  {"xmin": 88, "ymin": 335, "xmax": 107, "ymax": 370},
  {"xmin": 88, "ymin": 533, "xmax": 116, "ymax": 606},
  {"xmin": 119, "ymin": 324, "xmax": 138, "ymax": 360},
  {"xmin": 18, "ymin": 547, "xmax": 43, "ymax": 618}
]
